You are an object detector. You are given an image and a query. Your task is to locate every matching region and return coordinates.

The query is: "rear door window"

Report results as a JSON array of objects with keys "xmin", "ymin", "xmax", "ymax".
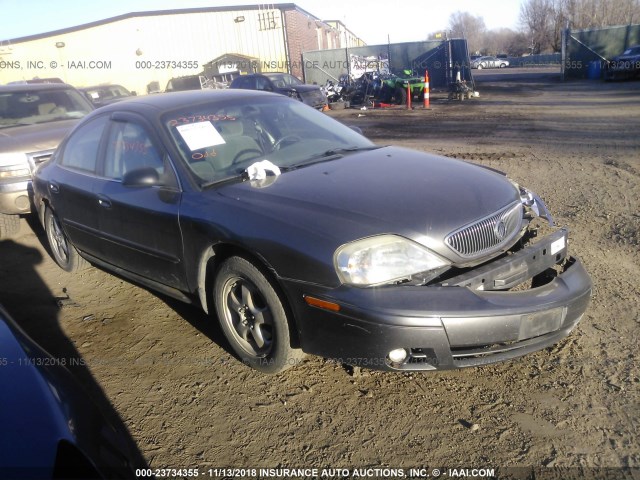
[{"xmin": 59, "ymin": 115, "xmax": 108, "ymax": 173}]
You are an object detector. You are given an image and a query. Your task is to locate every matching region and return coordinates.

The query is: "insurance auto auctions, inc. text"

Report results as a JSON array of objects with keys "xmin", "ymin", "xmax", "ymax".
[{"xmin": 204, "ymin": 467, "xmax": 496, "ymax": 478}]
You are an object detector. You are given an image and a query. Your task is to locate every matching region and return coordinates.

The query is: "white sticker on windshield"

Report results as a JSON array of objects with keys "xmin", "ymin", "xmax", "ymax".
[{"xmin": 176, "ymin": 121, "xmax": 226, "ymax": 151}]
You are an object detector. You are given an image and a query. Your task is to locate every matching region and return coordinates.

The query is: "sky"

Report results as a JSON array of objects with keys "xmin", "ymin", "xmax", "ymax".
[{"xmin": 0, "ymin": 0, "xmax": 523, "ymax": 45}]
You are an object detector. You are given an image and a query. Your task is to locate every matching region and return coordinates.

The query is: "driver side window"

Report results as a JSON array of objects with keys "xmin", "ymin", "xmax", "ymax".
[
  {"xmin": 256, "ymin": 77, "xmax": 271, "ymax": 91},
  {"xmin": 103, "ymin": 121, "xmax": 164, "ymax": 181}
]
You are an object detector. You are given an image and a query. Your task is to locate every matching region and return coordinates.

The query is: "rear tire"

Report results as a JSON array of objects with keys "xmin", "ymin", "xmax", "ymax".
[
  {"xmin": 0, "ymin": 213, "xmax": 20, "ymax": 239},
  {"xmin": 44, "ymin": 207, "xmax": 88, "ymax": 272},
  {"xmin": 214, "ymin": 256, "xmax": 304, "ymax": 374}
]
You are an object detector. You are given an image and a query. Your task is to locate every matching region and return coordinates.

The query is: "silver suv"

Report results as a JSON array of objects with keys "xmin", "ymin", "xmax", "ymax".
[{"xmin": 0, "ymin": 83, "xmax": 93, "ymax": 238}]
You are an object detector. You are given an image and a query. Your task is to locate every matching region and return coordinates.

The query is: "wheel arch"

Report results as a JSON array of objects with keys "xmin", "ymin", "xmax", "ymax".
[
  {"xmin": 196, "ymin": 242, "xmax": 302, "ymax": 348},
  {"xmin": 38, "ymin": 197, "xmax": 51, "ymax": 229}
]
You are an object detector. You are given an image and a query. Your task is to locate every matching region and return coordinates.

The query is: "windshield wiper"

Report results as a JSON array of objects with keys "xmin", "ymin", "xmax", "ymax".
[
  {"xmin": 324, "ymin": 145, "xmax": 380, "ymax": 155},
  {"xmin": 290, "ymin": 145, "xmax": 381, "ymax": 169},
  {"xmin": 201, "ymin": 173, "xmax": 246, "ymax": 189}
]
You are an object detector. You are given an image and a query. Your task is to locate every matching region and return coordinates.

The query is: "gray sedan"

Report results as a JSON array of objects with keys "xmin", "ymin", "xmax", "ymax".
[
  {"xmin": 0, "ymin": 83, "xmax": 93, "ymax": 238},
  {"xmin": 472, "ymin": 56, "xmax": 510, "ymax": 69}
]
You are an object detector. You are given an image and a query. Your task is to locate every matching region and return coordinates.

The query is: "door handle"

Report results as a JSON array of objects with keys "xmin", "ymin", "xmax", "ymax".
[
  {"xmin": 49, "ymin": 182, "xmax": 59, "ymax": 194},
  {"xmin": 97, "ymin": 196, "xmax": 112, "ymax": 208}
]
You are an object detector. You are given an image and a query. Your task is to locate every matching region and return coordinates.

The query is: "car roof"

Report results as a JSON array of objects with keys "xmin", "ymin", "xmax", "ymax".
[
  {"xmin": 80, "ymin": 84, "xmax": 127, "ymax": 90},
  {"xmin": 86, "ymin": 89, "xmax": 282, "ymax": 116},
  {"xmin": 237, "ymin": 72, "xmax": 289, "ymax": 78},
  {"xmin": 0, "ymin": 83, "xmax": 80, "ymax": 93}
]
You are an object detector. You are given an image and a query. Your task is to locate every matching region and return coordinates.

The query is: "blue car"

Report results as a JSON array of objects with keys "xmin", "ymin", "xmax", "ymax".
[{"xmin": 0, "ymin": 303, "xmax": 144, "ymax": 479}]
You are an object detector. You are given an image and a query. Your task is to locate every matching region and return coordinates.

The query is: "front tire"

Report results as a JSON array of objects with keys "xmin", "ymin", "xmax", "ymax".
[
  {"xmin": 214, "ymin": 256, "xmax": 304, "ymax": 373},
  {"xmin": 394, "ymin": 86, "xmax": 407, "ymax": 105},
  {"xmin": 44, "ymin": 207, "xmax": 87, "ymax": 272}
]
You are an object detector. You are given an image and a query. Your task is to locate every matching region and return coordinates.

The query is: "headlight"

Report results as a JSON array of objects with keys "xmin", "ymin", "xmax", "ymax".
[
  {"xmin": 334, "ymin": 235, "xmax": 450, "ymax": 286},
  {"xmin": 0, "ymin": 153, "xmax": 30, "ymax": 179}
]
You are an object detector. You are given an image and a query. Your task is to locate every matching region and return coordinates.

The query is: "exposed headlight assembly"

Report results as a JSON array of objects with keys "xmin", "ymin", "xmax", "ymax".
[
  {"xmin": 0, "ymin": 153, "xmax": 30, "ymax": 179},
  {"xmin": 508, "ymin": 177, "xmax": 555, "ymax": 227},
  {"xmin": 335, "ymin": 235, "xmax": 451, "ymax": 286},
  {"xmin": 520, "ymin": 187, "xmax": 554, "ymax": 226}
]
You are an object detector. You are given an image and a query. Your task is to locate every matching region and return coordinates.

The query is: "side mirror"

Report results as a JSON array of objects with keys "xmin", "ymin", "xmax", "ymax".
[
  {"xmin": 349, "ymin": 125, "xmax": 363, "ymax": 135},
  {"xmin": 122, "ymin": 167, "xmax": 160, "ymax": 187}
]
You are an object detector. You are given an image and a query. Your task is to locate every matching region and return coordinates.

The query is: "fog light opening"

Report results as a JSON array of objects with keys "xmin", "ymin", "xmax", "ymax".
[
  {"xmin": 15, "ymin": 195, "xmax": 30, "ymax": 210},
  {"xmin": 388, "ymin": 348, "xmax": 408, "ymax": 364}
]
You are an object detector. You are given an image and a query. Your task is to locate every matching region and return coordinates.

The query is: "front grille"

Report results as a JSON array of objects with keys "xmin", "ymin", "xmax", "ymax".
[
  {"xmin": 450, "ymin": 326, "xmax": 573, "ymax": 368},
  {"xmin": 445, "ymin": 201, "xmax": 523, "ymax": 259}
]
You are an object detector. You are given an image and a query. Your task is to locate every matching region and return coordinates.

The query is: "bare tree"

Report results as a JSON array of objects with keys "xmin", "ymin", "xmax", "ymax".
[
  {"xmin": 485, "ymin": 28, "xmax": 531, "ymax": 56},
  {"xmin": 452, "ymin": 0, "xmax": 640, "ymax": 58},
  {"xmin": 504, "ymin": 31, "xmax": 532, "ymax": 56},
  {"xmin": 556, "ymin": 0, "xmax": 640, "ymax": 30},
  {"xmin": 520, "ymin": 0, "xmax": 555, "ymax": 53},
  {"xmin": 448, "ymin": 11, "xmax": 487, "ymax": 54}
]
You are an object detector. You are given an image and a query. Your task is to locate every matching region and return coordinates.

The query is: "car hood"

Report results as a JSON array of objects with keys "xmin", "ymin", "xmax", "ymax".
[
  {"xmin": 217, "ymin": 146, "xmax": 521, "ymax": 262},
  {"xmin": 0, "ymin": 119, "xmax": 79, "ymax": 154}
]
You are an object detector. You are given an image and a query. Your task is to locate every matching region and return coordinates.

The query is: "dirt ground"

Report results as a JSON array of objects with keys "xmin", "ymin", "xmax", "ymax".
[{"xmin": 1, "ymin": 67, "xmax": 639, "ymax": 478}]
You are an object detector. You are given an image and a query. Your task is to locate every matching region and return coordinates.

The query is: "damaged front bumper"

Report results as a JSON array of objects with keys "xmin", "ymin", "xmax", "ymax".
[{"xmin": 289, "ymin": 229, "xmax": 592, "ymax": 371}]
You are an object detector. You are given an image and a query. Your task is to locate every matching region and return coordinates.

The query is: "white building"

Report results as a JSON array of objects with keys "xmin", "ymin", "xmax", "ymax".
[{"xmin": 0, "ymin": 3, "xmax": 365, "ymax": 94}]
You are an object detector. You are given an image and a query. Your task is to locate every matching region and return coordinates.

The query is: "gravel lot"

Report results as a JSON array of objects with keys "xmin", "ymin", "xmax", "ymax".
[{"xmin": 1, "ymin": 67, "xmax": 638, "ymax": 477}]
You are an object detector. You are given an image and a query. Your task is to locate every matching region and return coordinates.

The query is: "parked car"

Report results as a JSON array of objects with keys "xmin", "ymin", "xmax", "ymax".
[
  {"xmin": 165, "ymin": 75, "xmax": 203, "ymax": 93},
  {"xmin": 165, "ymin": 75, "xmax": 226, "ymax": 93},
  {"xmin": 80, "ymin": 84, "xmax": 135, "ymax": 108},
  {"xmin": 7, "ymin": 77, "xmax": 65, "ymax": 85},
  {"xmin": 0, "ymin": 83, "xmax": 94, "ymax": 238},
  {"xmin": 230, "ymin": 73, "xmax": 327, "ymax": 109},
  {"xmin": 33, "ymin": 89, "xmax": 591, "ymax": 374},
  {"xmin": 606, "ymin": 45, "xmax": 640, "ymax": 80},
  {"xmin": 0, "ymin": 303, "xmax": 143, "ymax": 477},
  {"xmin": 471, "ymin": 56, "xmax": 509, "ymax": 69}
]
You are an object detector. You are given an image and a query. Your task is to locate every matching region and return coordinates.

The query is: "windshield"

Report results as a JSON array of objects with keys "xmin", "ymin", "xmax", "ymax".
[
  {"xmin": 163, "ymin": 95, "xmax": 375, "ymax": 185},
  {"xmin": 84, "ymin": 85, "xmax": 131, "ymax": 102},
  {"xmin": 265, "ymin": 73, "xmax": 302, "ymax": 87},
  {"xmin": 0, "ymin": 88, "xmax": 93, "ymax": 128}
]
